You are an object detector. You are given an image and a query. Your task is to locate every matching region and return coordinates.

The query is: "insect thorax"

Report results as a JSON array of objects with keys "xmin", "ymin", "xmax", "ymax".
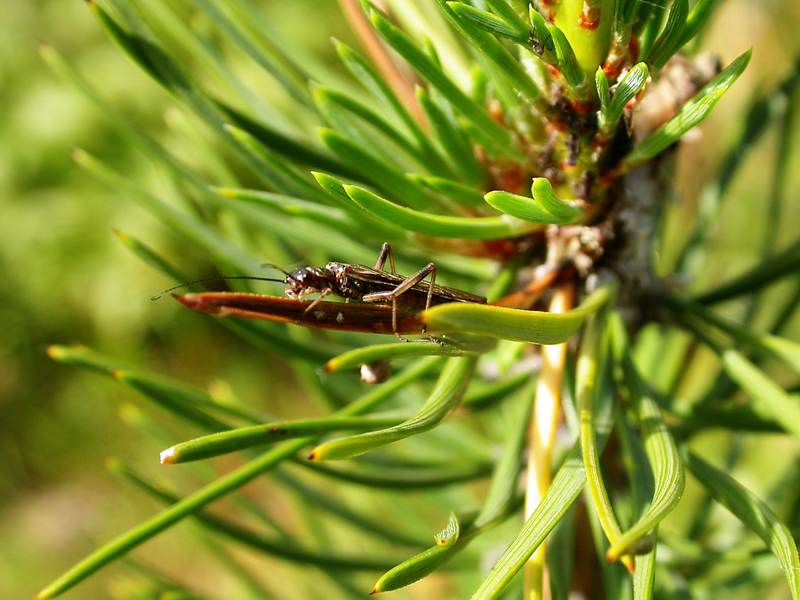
[{"xmin": 325, "ymin": 262, "xmax": 367, "ymax": 300}]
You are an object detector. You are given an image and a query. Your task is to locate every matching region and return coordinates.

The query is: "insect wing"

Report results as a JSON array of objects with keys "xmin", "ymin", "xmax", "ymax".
[{"xmin": 347, "ymin": 265, "xmax": 487, "ymax": 304}]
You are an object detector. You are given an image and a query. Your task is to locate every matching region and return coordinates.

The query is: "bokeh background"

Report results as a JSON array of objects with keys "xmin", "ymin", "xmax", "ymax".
[{"xmin": 1, "ymin": 1, "xmax": 799, "ymax": 598}]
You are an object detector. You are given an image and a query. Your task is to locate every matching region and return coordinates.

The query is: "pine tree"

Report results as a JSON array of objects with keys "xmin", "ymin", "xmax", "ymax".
[{"xmin": 40, "ymin": 1, "xmax": 800, "ymax": 598}]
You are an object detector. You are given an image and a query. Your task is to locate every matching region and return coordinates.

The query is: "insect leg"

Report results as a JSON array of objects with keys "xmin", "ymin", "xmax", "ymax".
[
  {"xmin": 362, "ymin": 262, "xmax": 436, "ymax": 336},
  {"xmin": 362, "ymin": 262, "xmax": 435, "ymax": 304},
  {"xmin": 420, "ymin": 264, "xmax": 436, "ymax": 336},
  {"xmin": 392, "ymin": 297, "xmax": 399, "ymax": 339},
  {"xmin": 373, "ymin": 242, "xmax": 396, "ymax": 274},
  {"xmin": 302, "ymin": 289, "xmax": 331, "ymax": 314}
]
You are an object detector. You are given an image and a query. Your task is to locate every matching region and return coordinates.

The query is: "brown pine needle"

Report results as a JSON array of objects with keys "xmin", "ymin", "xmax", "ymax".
[{"xmin": 339, "ymin": 0, "xmax": 427, "ymax": 128}]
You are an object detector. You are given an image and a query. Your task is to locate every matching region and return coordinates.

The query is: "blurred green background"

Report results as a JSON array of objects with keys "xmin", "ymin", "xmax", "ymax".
[{"xmin": 0, "ymin": 1, "xmax": 798, "ymax": 598}]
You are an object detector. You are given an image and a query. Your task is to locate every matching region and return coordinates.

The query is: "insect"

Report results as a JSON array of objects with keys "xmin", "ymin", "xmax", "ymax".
[
  {"xmin": 279, "ymin": 242, "xmax": 487, "ymax": 334},
  {"xmin": 164, "ymin": 243, "xmax": 486, "ymax": 336}
]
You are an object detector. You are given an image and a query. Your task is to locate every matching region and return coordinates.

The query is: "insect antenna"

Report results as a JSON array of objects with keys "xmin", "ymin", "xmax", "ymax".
[
  {"xmin": 151, "ymin": 276, "xmax": 285, "ymax": 301},
  {"xmin": 260, "ymin": 262, "xmax": 291, "ymax": 275}
]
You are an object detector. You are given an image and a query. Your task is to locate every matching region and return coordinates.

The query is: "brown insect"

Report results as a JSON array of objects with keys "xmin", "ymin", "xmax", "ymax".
[
  {"xmin": 168, "ymin": 243, "xmax": 487, "ymax": 336},
  {"xmin": 279, "ymin": 242, "xmax": 486, "ymax": 332}
]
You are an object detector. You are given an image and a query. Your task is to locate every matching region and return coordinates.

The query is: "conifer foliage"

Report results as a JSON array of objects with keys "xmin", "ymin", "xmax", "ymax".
[{"xmin": 41, "ymin": 1, "xmax": 800, "ymax": 598}]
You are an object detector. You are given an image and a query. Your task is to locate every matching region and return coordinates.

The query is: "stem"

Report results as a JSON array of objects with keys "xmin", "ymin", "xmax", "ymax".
[
  {"xmin": 523, "ymin": 282, "xmax": 575, "ymax": 600},
  {"xmin": 553, "ymin": 0, "xmax": 614, "ymax": 78}
]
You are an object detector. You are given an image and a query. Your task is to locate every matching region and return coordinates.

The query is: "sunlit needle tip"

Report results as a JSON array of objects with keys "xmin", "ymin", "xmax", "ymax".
[
  {"xmin": 104, "ymin": 457, "xmax": 122, "ymax": 473},
  {"xmin": 214, "ymin": 187, "xmax": 236, "ymax": 198},
  {"xmin": 160, "ymin": 447, "xmax": 177, "ymax": 465}
]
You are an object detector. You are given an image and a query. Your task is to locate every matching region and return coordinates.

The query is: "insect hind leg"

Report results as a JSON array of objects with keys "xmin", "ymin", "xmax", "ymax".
[{"xmin": 362, "ymin": 262, "xmax": 436, "ymax": 337}]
